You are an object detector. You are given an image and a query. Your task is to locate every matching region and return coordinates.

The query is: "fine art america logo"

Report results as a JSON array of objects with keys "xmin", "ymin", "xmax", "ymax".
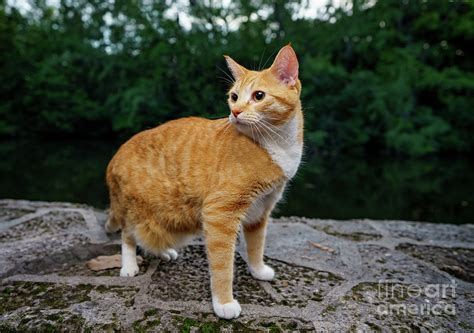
[{"xmin": 376, "ymin": 280, "xmax": 456, "ymax": 316}]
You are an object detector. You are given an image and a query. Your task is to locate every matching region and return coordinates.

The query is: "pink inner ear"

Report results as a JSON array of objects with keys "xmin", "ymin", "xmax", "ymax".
[{"xmin": 272, "ymin": 47, "xmax": 299, "ymax": 86}]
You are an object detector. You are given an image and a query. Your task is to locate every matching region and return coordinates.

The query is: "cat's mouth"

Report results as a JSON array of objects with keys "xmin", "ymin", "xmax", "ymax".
[
  {"xmin": 234, "ymin": 120, "xmax": 255, "ymax": 129},
  {"xmin": 229, "ymin": 115, "xmax": 247, "ymax": 126},
  {"xmin": 235, "ymin": 118, "xmax": 248, "ymax": 125}
]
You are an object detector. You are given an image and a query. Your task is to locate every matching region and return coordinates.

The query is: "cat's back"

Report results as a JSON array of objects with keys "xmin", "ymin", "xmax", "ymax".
[
  {"xmin": 109, "ymin": 116, "xmax": 228, "ymax": 165},
  {"xmin": 107, "ymin": 116, "xmax": 281, "ymax": 191},
  {"xmin": 108, "ymin": 117, "xmax": 213, "ymax": 173},
  {"xmin": 107, "ymin": 117, "xmax": 268, "ymax": 181}
]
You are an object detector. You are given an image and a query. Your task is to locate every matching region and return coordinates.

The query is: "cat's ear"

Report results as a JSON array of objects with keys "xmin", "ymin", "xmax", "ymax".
[
  {"xmin": 224, "ymin": 55, "xmax": 248, "ymax": 81},
  {"xmin": 270, "ymin": 44, "xmax": 299, "ymax": 86}
]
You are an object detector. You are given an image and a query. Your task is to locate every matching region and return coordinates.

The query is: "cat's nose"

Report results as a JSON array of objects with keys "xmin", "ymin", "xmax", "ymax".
[{"xmin": 232, "ymin": 109, "xmax": 242, "ymax": 118}]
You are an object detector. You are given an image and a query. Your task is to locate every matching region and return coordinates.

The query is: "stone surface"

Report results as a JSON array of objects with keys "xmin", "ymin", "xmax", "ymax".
[{"xmin": 0, "ymin": 199, "xmax": 473, "ymax": 332}]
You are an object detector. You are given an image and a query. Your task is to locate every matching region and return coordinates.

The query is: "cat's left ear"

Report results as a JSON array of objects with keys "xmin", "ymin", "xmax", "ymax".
[
  {"xmin": 224, "ymin": 55, "xmax": 248, "ymax": 81},
  {"xmin": 270, "ymin": 44, "xmax": 299, "ymax": 86}
]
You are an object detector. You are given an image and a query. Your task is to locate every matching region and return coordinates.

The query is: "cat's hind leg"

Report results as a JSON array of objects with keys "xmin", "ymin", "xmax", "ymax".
[
  {"xmin": 133, "ymin": 220, "xmax": 183, "ymax": 262},
  {"xmin": 105, "ymin": 193, "xmax": 124, "ymax": 233},
  {"xmin": 158, "ymin": 248, "xmax": 178, "ymax": 261},
  {"xmin": 105, "ymin": 212, "xmax": 121, "ymax": 233},
  {"xmin": 141, "ymin": 246, "xmax": 179, "ymax": 261},
  {"xmin": 120, "ymin": 230, "xmax": 139, "ymax": 277}
]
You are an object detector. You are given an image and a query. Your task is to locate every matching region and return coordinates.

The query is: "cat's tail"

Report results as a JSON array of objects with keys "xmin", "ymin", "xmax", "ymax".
[{"xmin": 105, "ymin": 211, "xmax": 122, "ymax": 233}]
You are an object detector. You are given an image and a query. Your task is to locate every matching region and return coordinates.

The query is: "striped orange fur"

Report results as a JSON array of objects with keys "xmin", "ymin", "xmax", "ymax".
[{"xmin": 106, "ymin": 44, "xmax": 303, "ymax": 319}]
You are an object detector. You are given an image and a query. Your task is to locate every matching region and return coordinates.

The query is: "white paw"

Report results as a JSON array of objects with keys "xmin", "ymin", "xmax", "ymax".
[
  {"xmin": 120, "ymin": 263, "xmax": 139, "ymax": 277},
  {"xmin": 212, "ymin": 298, "xmax": 241, "ymax": 319},
  {"xmin": 249, "ymin": 264, "xmax": 275, "ymax": 281},
  {"xmin": 158, "ymin": 248, "xmax": 178, "ymax": 261}
]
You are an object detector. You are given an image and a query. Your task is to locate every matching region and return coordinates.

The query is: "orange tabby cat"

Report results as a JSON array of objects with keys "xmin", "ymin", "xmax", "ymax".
[{"xmin": 105, "ymin": 44, "xmax": 303, "ymax": 319}]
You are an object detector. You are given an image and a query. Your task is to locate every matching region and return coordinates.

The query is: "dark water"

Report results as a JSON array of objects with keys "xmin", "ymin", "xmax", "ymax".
[{"xmin": 0, "ymin": 140, "xmax": 472, "ymax": 224}]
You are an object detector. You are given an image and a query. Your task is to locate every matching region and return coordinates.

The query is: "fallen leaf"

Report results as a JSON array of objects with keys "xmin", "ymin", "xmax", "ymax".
[{"xmin": 86, "ymin": 254, "xmax": 143, "ymax": 271}]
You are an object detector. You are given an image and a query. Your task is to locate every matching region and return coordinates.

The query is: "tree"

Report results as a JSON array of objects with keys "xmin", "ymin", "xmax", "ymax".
[{"xmin": 0, "ymin": 0, "xmax": 472, "ymax": 155}]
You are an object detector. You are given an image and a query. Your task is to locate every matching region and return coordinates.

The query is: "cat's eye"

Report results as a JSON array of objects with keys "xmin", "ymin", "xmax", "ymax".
[
  {"xmin": 230, "ymin": 93, "xmax": 238, "ymax": 102},
  {"xmin": 253, "ymin": 91, "xmax": 265, "ymax": 101}
]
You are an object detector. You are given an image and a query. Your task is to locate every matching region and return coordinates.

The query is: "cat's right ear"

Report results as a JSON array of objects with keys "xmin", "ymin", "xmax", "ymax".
[
  {"xmin": 224, "ymin": 55, "xmax": 248, "ymax": 81},
  {"xmin": 270, "ymin": 44, "xmax": 299, "ymax": 87}
]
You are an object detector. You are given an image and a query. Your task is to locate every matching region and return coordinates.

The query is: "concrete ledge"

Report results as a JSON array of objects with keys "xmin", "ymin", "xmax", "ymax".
[{"xmin": 0, "ymin": 199, "xmax": 473, "ymax": 331}]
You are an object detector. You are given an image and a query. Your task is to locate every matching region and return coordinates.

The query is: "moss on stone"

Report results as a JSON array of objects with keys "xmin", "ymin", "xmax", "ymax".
[
  {"xmin": 269, "ymin": 259, "xmax": 343, "ymax": 307},
  {"xmin": 321, "ymin": 304, "xmax": 337, "ymax": 316},
  {"xmin": 396, "ymin": 243, "xmax": 474, "ymax": 282},
  {"xmin": 144, "ymin": 308, "xmax": 159, "ymax": 317},
  {"xmin": 351, "ymin": 282, "xmax": 410, "ymax": 303},
  {"xmin": 44, "ymin": 313, "xmax": 64, "ymax": 322},
  {"xmin": 0, "ymin": 281, "xmax": 139, "ymax": 317},
  {"xmin": 319, "ymin": 225, "xmax": 382, "ymax": 242},
  {"xmin": 259, "ymin": 321, "xmax": 282, "ymax": 333},
  {"xmin": 173, "ymin": 315, "xmax": 259, "ymax": 333},
  {"xmin": 2, "ymin": 311, "xmax": 85, "ymax": 332},
  {"xmin": 0, "ymin": 282, "xmax": 88, "ymax": 313},
  {"xmin": 132, "ymin": 308, "xmax": 162, "ymax": 332},
  {"xmin": 281, "ymin": 321, "xmax": 299, "ymax": 330},
  {"xmin": 0, "ymin": 323, "xmax": 20, "ymax": 333},
  {"xmin": 459, "ymin": 321, "xmax": 474, "ymax": 330},
  {"xmin": 365, "ymin": 321, "xmax": 382, "ymax": 332}
]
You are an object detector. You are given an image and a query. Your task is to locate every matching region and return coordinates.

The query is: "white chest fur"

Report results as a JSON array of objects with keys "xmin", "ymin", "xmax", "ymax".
[
  {"xmin": 260, "ymin": 114, "xmax": 303, "ymax": 179},
  {"xmin": 236, "ymin": 112, "xmax": 303, "ymax": 225},
  {"xmin": 242, "ymin": 184, "xmax": 285, "ymax": 224}
]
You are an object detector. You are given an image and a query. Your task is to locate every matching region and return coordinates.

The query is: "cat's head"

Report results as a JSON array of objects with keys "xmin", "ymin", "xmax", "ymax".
[{"xmin": 224, "ymin": 44, "xmax": 301, "ymax": 132}]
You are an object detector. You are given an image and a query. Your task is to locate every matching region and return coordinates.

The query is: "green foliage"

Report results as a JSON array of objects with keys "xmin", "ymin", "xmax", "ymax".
[{"xmin": 0, "ymin": 0, "xmax": 472, "ymax": 155}]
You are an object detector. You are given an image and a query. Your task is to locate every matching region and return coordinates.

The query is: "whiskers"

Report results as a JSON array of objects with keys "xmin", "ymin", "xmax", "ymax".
[
  {"xmin": 260, "ymin": 47, "xmax": 279, "ymax": 71},
  {"xmin": 252, "ymin": 123, "xmax": 272, "ymax": 148},
  {"xmin": 258, "ymin": 119, "xmax": 291, "ymax": 145},
  {"xmin": 216, "ymin": 65, "xmax": 235, "ymax": 87},
  {"xmin": 249, "ymin": 123, "xmax": 257, "ymax": 143},
  {"xmin": 230, "ymin": 112, "xmax": 295, "ymax": 151},
  {"xmin": 234, "ymin": 114, "xmax": 291, "ymax": 149}
]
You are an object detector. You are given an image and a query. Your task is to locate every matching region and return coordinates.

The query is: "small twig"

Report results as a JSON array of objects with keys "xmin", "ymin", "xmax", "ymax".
[{"xmin": 308, "ymin": 241, "xmax": 336, "ymax": 254}]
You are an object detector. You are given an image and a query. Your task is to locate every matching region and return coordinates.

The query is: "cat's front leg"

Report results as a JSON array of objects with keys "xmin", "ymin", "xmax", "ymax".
[
  {"xmin": 243, "ymin": 216, "xmax": 275, "ymax": 281},
  {"xmin": 203, "ymin": 204, "xmax": 243, "ymax": 319}
]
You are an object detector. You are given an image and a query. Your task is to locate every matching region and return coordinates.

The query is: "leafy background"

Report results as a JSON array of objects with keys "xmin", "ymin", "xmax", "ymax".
[{"xmin": 1, "ymin": 0, "xmax": 473, "ymax": 156}]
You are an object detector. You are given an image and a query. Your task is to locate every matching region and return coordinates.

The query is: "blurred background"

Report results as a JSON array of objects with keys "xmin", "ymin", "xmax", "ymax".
[{"xmin": 0, "ymin": 0, "xmax": 472, "ymax": 223}]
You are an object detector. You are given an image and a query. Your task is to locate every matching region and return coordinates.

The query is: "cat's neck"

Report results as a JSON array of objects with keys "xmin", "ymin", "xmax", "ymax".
[
  {"xmin": 262, "ymin": 110, "xmax": 302, "ymax": 145},
  {"xmin": 257, "ymin": 108, "xmax": 303, "ymax": 179}
]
